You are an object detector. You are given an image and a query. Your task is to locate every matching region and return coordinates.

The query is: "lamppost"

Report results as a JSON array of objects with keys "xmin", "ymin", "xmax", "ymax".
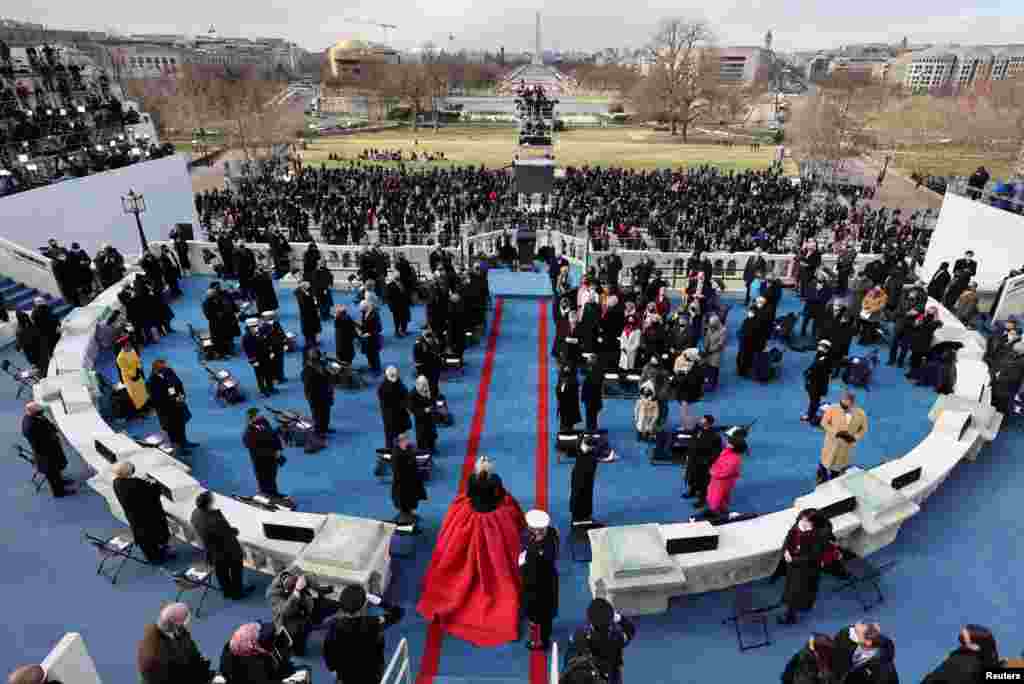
[{"xmin": 122, "ymin": 188, "xmax": 149, "ymax": 254}]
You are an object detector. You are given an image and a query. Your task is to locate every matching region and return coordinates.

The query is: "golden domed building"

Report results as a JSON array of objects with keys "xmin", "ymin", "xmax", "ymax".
[{"xmin": 320, "ymin": 37, "xmax": 400, "ymax": 120}]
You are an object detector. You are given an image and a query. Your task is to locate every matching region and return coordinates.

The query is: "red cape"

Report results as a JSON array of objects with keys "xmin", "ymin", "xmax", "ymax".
[{"xmin": 417, "ymin": 493, "xmax": 526, "ymax": 647}]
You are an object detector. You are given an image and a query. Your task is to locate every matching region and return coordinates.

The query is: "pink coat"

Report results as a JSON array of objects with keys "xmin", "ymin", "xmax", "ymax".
[{"xmin": 706, "ymin": 447, "xmax": 742, "ymax": 512}]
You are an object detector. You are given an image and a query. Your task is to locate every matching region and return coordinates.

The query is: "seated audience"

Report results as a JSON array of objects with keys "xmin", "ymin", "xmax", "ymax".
[{"xmin": 137, "ymin": 603, "xmax": 215, "ymax": 684}]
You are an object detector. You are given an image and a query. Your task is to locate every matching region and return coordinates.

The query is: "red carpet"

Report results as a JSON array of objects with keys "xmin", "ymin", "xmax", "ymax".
[
  {"xmin": 530, "ymin": 298, "xmax": 552, "ymax": 684},
  {"xmin": 416, "ymin": 298, "xmax": 505, "ymax": 683}
]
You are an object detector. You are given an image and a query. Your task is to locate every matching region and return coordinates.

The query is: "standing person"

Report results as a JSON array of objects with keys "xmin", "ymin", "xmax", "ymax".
[
  {"xmin": 301, "ymin": 348, "xmax": 334, "ymax": 438},
  {"xmin": 414, "ymin": 329, "xmax": 443, "ymax": 397},
  {"xmin": 323, "ymin": 585, "xmax": 405, "ymax": 684},
  {"xmin": 112, "ymin": 462, "xmax": 174, "ymax": 564},
  {"xmin": 556, "ymin": 365, "xmax": 582, "ymax": 432},
  {"xmin": 295, "ymin": 282, "xmax": 321, "ymax": 348},
  {"xmin": 781, "ymin": 634, "xmax": 836, "ymax": 684},
  {"xmin": 242, "ymin": 409, "xmax": 285, "ymax": 498},
  {"xmin": 743, "ymin": 249, "xmax": 767, "ymax": 305},
  {"xmin": 570, "ymin": 436, "xmax": 602, "ymax": 524},
  {"xmin": 116, "ymin": 336, "xmax": 149, "ymax": 414},
  {"xmin": 802, "ymin": 341, "xmax": 833, "ymax": 425},
  {"xmin": 137, "ymin": 603, "xmax": 216, "ymax": 684},
  {"xmin": 832, "ymin": 622, "xmax": 898, "ymax": 684},
  {"xmin": 922, "ymin": 625, "xmax": 1001, "ymax": 684},
  {"xmin": 379, "ymin": 366, "xmax": 412, "ymax": 450},
  {"xmin": 907, "ymin": 306, "xmax": 944, "ymax": 382},
  {"xmin": 313, "ymin": 260, "xmax": 335, "ymax": 319},
  {"xmin": 252, "ymin": 268, "xmax": 278, "ymax": 314},
  {"xmin": 737, "ymin": 307, "xmax": 760, "ymax": 378},
  {"xmin": 359, "ymin": 299, "xmax": 383, "ymax": 374},
  {"xmin": 242, "ymin": 319, "xmax": 276, "ymax": 397},
  {"xmin": 700, "ymin": 428, "xmax": 747, "ymax": 522},
  {"xmin": 618, "ymin": 315, "xmax": 641, "ymax": 371},
  {"xmin": 702, "ymin": 315, "xmax": 726, "ymax": 390},
  {"xmin": 580, "ymin": 359, "xmax": 604, "ymax": 432},
  {"xmin": 684, "ymin": 415, "xmax": 721, "ymax": 507},
  {"xmin": 261, "ymin": 312, "xmax": 287, "ymax": 384},
  {"xmin": 777, "ymin": 509, "xmax": 829, "ymax": 625},
  {"xmin": 391, "ymin": 433, "xmax": 427, "ymax": 525},
  {"xmin": 521, "ymin": 509, "xmax": 559, "ymax": 651},
  {"xmin": 190, "ymin": 491, "xmax": 252, "ymax": 601},
  {"xmin": 567, "ymin": 598, "xmax": 637, "ymax": 684},
  {"xmin": 385, "ymin": 274, "xmax": 411, "ymax": 337},
  {"xmin": 927, "ymin": 263, "xmax": 952, "ymax": 302},
  {"xmin": 818, "ymin": 392, "xmax": 868, "ymax": 484},
  {"xmin": 333, "ymin": 306, "xmax": 358, "ymax": 366},
  {"xmin": 673, "ymin": 348, "xmax": 704, "ymax": 431},
  {"xmin": 147, "ymin": 360, "xmax": 197, "ymax": 454},
  {"xmin": 408, "ymin": 375, "xmax": 438, "ymax": 453},
  {"xmin": 21, "ymin": 401, "xmax": 76, "ymax": 498}
]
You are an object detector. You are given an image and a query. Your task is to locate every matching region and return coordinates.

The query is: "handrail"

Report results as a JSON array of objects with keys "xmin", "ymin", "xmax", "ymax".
[
  {"xmin": 550, "ymin": 640, "xmax": 560, "ymax": 684},
  {"xmin": 381, "ymin": 637, "xmax": 411, "ymax": 684}
]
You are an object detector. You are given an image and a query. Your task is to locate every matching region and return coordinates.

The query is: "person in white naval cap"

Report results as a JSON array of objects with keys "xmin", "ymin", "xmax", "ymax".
[
  {"xmin": 520, "ymin": 509, "xmax": 560, "ymax": 651},
  {"xmin": 241, "ymin": 317, "xmax": 275, "ymax": 397}
]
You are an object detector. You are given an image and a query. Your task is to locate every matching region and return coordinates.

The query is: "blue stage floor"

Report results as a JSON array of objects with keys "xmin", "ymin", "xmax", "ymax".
[
  {"xmin": 0, "ymin": 271, "xmax": 1021, "ymax": 683},
  {"xmin": 488, "ymin": 268, "xmax": 553, "ymax": 298}
]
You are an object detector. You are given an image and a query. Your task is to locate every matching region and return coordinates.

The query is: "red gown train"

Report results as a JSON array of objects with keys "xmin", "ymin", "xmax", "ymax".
[{"xmin": 417, "ymin": 489, "xmax": 526, "ymax": 647}]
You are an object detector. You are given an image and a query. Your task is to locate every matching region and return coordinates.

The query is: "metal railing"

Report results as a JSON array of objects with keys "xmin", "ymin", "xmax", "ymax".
[
  {"xmin": 550, "ymin": 640, "xmax": 560, "ymax": 684},
  {"xmin": 381, "ymin": 637, "xmax": 412, "ymax": 684}
]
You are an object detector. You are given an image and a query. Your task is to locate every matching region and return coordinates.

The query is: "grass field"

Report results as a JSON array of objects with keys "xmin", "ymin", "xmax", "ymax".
[
  {"xmin": 301, "ymin": 126, "xmax": 797, "ymax": 173},
  {"xmin": 892, "ymin": 144, "xmax": 1018, "ymax": 181}
]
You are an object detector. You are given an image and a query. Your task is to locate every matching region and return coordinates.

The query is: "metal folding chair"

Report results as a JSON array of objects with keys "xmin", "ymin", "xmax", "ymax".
[
  {"xmin": 84, "ymin": 530, "xmax": 150, "ymax": 584},
  {"xmin": 721, "ymin": 584, "xmax": 774, "ymax": 652},
  {"xmin": 167, "ymin": 561, "xmax": 221, "ymax": 618},
  {"xmin": 1, "ymin": 359, "xmax": 40, "ymax": 399},
  {"xmin": 12, "ymin": 443, "xmax": 46, "ymax": 493},
  {"xmin": 832, "ymin": 556, "xmax": 898, "ymax": 611}
]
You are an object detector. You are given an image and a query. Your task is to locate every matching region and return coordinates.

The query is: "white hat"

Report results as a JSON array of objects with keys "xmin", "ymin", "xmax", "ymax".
[
  {"xmin": 245, "ymin": 318, "xmax": 259, "ymax": 327},
  {"xmin": 261, "ymin": 311, "xmax": 276, "ymax": 319},
  {"xmin": 526, "ymin": 509, "xmax": 550, "ymax": 529}
]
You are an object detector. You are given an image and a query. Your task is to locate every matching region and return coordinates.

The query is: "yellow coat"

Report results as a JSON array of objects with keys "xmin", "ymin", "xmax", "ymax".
[
  {"xmin": 820, "ymin": 405, "xmax": 868, "ymax": 471},
  {"xmin": 117, "ymin": 348, "xmax": 149, "ymax": 410}
]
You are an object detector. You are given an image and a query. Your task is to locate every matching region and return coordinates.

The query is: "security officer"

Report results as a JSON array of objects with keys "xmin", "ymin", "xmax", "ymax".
[
  {"xmin": 147, "ymin": 360, "xmax": 197, "ymax": 454},
  {"xmin": 521, "ymin": 509, "xmax": 560, "ymax": 651},
  {"xmin": 242, "ymin": 408, "xmax": 285, "ymax": 498},
  {"xmin": 413, "ymin": 329, "xmax": 443, "ymax": 397},
  {"xmin": 262, "ymin": 311, "xmax": 288, "ymax": 383},
  {"xmin": 242, "ymin": 318, "xmax": 276, "ymax": 397},
  {"xmin": 302, "ymin": 347, "xmax": 334, "ymax": 437}
]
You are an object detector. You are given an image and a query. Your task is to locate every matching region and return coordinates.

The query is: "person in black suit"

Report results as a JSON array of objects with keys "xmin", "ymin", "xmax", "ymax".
[
  {"xmin": 301, "ymin": 348, "xmax": 334, "ymax": 437},
  {"xmin": 252, "ymin": 268, "xmax": 278, "ymax": 314},
  {"xmin": 190, "ymin": 491, "xmax": 251, "ymax": 600},
  {"xmin": 379, "ymin": 366, "xmax": 412, "ymax": 450},
  {"xmin": 385, "ymin": 274, "xmax": 411, "ymax": 337},
  {"xmin": 927, "ymin": 263, "xmax": 951, "ymax": 302},
  {"xmin": 802, "ymin": 341, "xmax": 833, "ymax": 425},
  {"xmin": 580, "ymin": 360, "xmax": 604, "ymax": 431},
  {"xmin": 570, "ymin": 436, "xmax": 603, "ymax": 524},
  {"xmin": 922, "ymin": 625, "xmax": 1001, "ymax": 684},
  {"xmin": 568, "ymin": 598, "xmax": 637, "ymax": 684},
  {"xmin": 242, "ymin": 319, "xmax": 276, "ymax": 397},
  {"xmin": 112, "ymin": 461, "xmax": 173, "ymax": 563},
  {"xmin": 391, "ymin": 433, "xmax": 427, "ymax": 525},
  {"xmin": 21, "ymin": 401, "xmax": 75, "ymax": 497},
  {"xmin": 557, "ymin": 365, "xmax": 582, "ymax": 432},
  {"xmin": 147, "ymin": 360, "xmax": 197, "ymax": 453},
  {"xmin": 242, "ymin": 409, "xmax": 285, "ymax": 498},
  {"xmin": 359, "ymin": 299, "xmax": 383, "ymax": 373},
  {"xmin": 414, "ymin": 329, "xmax": 443, "ymax": 397},
  {"xmin": 323, "ymin": 585, "xmax": 405, "ymax": 684},
  {"xmin": 261, "ymin": 312, "xmax": 287, "ymax": 383},
  {"xmin": 831, "ymin": 622, "xmax": 898, "ymax": 684},
  {"xmin": 683, "ymin": 414, "xmax": 721, "ymax": 508},
  {"xmin": 295, "ymin": 283, "xmax": 320, "ymax": 348},
  {"xmin": 521, "ymin": 510, "xmax": 559, "ymax": 651},
  {"xmin": 334, "ymin": 306, "xmax": 358, "ymax": 366},
  {"xmin": 743, "ymin": 249, "xmax": 767, "ymax": 305}
]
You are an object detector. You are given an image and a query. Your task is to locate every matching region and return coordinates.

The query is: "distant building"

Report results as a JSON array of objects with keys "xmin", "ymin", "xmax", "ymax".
[
  {"xmin": 320, "ymin": 38, "xmax": 400, "ymax": 120},
  {"xmin": 717, "ymin": 47, "xmax": 770, "ymax": 84},
  {"xmin": 903, "ymin": 44, "xmax": 1024, "ymax": 91}
]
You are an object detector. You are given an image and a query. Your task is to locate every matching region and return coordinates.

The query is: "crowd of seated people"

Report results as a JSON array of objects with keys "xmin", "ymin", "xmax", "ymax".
[
  {"xmin": 0, "ymin": 40, "xmax": 172, "ymax": 196},
  {"xmin": 347, "ymin": 148, "xmax": 447, "ymax": 163},
  {"xmin": 195, "ymin": 161, "xmax": 512, "ymax": 247}
]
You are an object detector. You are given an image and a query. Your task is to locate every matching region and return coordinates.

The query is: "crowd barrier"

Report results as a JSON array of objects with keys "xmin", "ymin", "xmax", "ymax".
[
  {"xmin": 34, "ymin": 277, "xmax": 397, "ymax": 601},
  {"xmin": 39, "ymin": 633, "xmax": 103, "ymax": 684},
  {"xmin": 586, "ymin": 297, "xmax": 1003, "ymax": 615}
]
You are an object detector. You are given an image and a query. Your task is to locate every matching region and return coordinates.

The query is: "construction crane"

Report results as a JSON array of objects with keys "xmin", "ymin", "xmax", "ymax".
[{"xmin": 341, "ymin": 17, "xmax": 398, "ymax": 45}]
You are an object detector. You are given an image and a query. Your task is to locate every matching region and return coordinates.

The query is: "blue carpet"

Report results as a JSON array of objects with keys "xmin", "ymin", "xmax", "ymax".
[
  {"xmin": 488, "ymin": 269, "xmax": 553, "ymax": 299},
  {"xmin": 1, "ymin": 272, "xmax": 1022, "ymax": 683}
]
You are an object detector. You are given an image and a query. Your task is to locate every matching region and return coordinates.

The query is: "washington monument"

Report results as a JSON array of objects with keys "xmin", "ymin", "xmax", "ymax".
[{"xmin": 533, "ymin": 12, "xmax": 542, "ymax": 65}]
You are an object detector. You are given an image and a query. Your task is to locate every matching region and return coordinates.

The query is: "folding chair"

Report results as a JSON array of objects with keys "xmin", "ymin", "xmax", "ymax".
[
  {"xmin": 167, "ymin": 561, "xmax": 221, "ymax": 618},
  {"xmin": 84, "ymin": 530, "xmax": 149, "ymax": 584},
  {"xmin": 832, "ymin": 556, "xmax": 898, "ymax": 611},
  {"xmin": 1, "ymin": 359, "xmax": 41, "ymax": 399},
  {"xmin": 721, "ymin": 584, "xmax": 773, "ymax": 652},
  {"xmin": 12, "ymin": 443, "xmax": 47, "ymax": 493}
]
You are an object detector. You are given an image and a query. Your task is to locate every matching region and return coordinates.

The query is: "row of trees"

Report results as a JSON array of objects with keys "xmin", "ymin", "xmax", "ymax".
[{"xmin": 124, "ymin": 64, "xmax": 304, "ymax": 159}]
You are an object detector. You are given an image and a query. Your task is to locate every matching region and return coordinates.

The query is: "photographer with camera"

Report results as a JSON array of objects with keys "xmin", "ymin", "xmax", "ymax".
[
  {"xmin": 243, "ymin": 408, "xmax": 286, "ymax": 498},
  {"xmin": 565, "ymin": 598, "xmax": 636, "ymax": 684},
  {"xmin": 323, "ymin": 584, "xmax": 404, "ymax": 684},
  {"xmin": 266, "ymin": 568, "xmax": 340, "ymax": 657}
]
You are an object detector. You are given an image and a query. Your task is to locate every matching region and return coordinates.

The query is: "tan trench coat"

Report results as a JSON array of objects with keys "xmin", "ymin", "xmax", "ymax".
[{"xmin": 820, "ymin": 405, "xmax": 868, "ymax": 470}]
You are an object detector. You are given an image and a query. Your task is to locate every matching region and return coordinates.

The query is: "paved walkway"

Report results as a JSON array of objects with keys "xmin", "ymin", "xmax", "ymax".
[{"xmin": 846, "ymin": 155, "xmax": 945, "ymax": 213}]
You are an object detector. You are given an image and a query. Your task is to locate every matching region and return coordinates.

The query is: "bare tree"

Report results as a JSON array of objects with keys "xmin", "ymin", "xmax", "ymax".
[
  {"xmin": 632, "ymin": 18, "xmax": 719, "ymax": 141},
  {"xmin": 788, "ymin": 72, "xmax": 882, "ymax": 165}
]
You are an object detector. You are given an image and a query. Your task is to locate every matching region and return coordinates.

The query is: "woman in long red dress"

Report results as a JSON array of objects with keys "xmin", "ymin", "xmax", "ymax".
[{"xmin": 417, "ymin": 456, "xmax": 526, "ymax": 647}]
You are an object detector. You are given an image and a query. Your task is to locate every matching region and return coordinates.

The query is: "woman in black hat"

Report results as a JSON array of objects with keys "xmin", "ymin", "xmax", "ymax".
[{"xmin": 324, "ymin": 585, "xmax": 404, "ymax": 684}]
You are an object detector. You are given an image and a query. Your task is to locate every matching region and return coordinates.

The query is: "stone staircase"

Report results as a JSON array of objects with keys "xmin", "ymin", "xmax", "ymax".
[{"xmin": 0, "ymin": 277, "xmax": 73, "ymax": 319}]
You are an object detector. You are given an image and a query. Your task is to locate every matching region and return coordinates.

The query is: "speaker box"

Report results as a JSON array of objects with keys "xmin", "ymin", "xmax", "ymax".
[
  {"xmin": 820, "ymin": 495, "xmax": 857, "ymax": 519},
  {"xmin": 891, "ymin": 466, "xmax": 922, "ymax": 490},
  {"xmin": 665, "ymin": 522, "xmax": 719, "ymax": 554}
]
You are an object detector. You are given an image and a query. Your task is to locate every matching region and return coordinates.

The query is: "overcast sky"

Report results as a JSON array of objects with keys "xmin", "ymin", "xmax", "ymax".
[{"xmin": 13, "ymin": 0, "xmax": 1024, "ymax": 53}]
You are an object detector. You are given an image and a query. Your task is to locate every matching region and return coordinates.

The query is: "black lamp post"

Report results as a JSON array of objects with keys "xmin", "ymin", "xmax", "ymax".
[{"xmin": 122, "ymin": 188, "xmax": 148, "ymax": 254}]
